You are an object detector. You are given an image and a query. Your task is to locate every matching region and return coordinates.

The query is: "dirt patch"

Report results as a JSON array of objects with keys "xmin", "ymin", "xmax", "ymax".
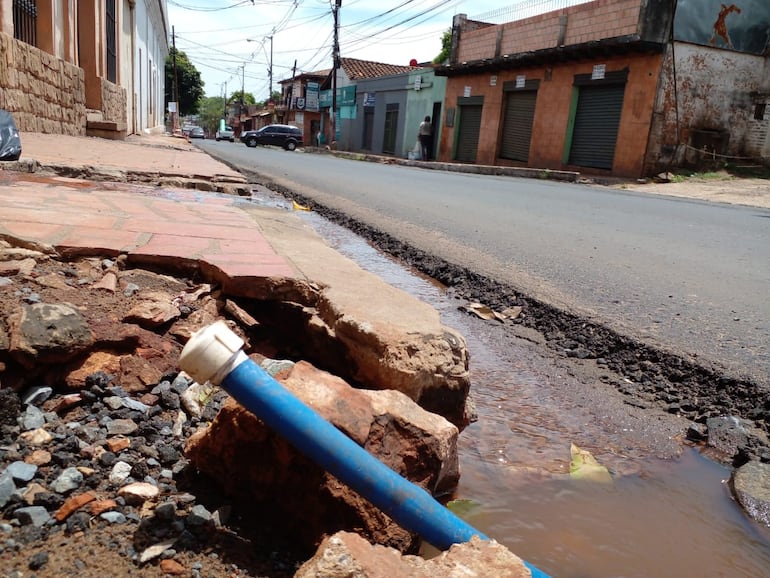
[{"xmin": 603, "ymin": 172, "xmax": 770, "ymax": 209}]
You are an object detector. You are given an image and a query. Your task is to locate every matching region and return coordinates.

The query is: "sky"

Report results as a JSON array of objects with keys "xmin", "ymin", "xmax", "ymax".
[{"xmin": 166, "ymin": 0, "xmax": 511, "ymax": 99}]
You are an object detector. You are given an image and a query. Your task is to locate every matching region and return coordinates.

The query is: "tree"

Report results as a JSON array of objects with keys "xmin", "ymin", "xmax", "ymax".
[
  {"xmin": 165, "ymin": 47, "xmax": 204, "ymax": 117},
  {"xmin": 254, "ymin": 91, "xmax": 282, "ymax": 109},
  {"xmin": 433, "ymin": 28, "xmax": 452, "ymax": 65},
  {"xmin": 229, "ymin": 91, "xmax": 256, "ymax": 106},
  {"xmin": 199, "ymin": 96, "xmax": 226, "ymax": 134}
]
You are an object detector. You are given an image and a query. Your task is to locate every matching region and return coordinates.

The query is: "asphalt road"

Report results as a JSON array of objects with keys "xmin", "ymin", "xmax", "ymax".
[{"xmin": 201, "ymin": 140, "xmax": 770, "ymax": 387}]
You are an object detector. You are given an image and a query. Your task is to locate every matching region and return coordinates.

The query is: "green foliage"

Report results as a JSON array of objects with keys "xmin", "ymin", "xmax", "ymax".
[
  {"xmin": 229, "ymin": 90, "xmax": 256, "ymax": 106},
  {"xmin": 253, "ymin": 91, "xmax": 282, "ymax": 108},
  {"xmin": 165, "ymin": 47, "xmax": 204, "ymax": 117},
  {"xmin": 433, "ymin": 28, "xmax": 452, "ymax": 64},
  {"xmin": 199, "ymin": 96, "xmax": 227, "ymax": 134}
]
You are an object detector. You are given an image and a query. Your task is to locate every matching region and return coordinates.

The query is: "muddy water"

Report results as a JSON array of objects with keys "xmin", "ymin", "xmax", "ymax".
[{"xmin": 253, "ymin": 197, "xmax": 770, "ymax": 577}]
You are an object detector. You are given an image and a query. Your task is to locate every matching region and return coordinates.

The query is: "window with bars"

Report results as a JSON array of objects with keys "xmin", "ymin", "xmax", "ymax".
[
  {"xmin": 13, "ymin": 0, "xmax": 37, "ymax": 46},
  {"xmin": 106, "ymin": 0, "xmax": 117, "ymax": 83}
]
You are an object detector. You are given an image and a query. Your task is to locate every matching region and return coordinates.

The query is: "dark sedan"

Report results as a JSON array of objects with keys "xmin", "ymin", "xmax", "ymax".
[{"xmin": 241, "ymin": 124, "xmax": 303, "ymax": 151}]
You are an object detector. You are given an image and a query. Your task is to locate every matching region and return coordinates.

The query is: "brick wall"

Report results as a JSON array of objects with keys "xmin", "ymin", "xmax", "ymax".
[
  {"xmin": 0, "ymin": 32, "xmax": 86, "ymax": 135},
  {"xmin": 458, "ymin": 0, "xmax": 644, "ymax": 62}
]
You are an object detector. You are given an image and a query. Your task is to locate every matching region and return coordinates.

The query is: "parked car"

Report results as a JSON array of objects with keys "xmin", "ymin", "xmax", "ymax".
[
  {"xmin": 189, "ymin": 126, "xmax": 205, "ymax": 139},
  {"xmin": 215, "ymin": 126, "xmax": 235, "ymax": 142},
  {"xmin": 241, "ymin": 124, "xmax": 303, "ymax": 151}
]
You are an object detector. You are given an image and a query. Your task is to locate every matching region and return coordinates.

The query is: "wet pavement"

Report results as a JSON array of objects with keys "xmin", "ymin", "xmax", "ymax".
[{"xmin": 293, "ymin": 190, "xmax": 770, "ymax": 578}]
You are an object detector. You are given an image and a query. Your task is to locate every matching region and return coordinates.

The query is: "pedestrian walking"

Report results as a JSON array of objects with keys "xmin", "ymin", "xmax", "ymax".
[{"xmin": 418, "ymin": 115, "xmax": 432, "ymax": 161}]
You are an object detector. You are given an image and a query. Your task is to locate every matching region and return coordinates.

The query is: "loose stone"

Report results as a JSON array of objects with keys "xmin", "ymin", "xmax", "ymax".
[
  {"xmin": 50, "ymin": 467, "xmax": 83, "ymax": 494},
  {"xmin": 5, "ymin": 461, "xmax": 37, "ymax": 484},
  {"xmin": 106, "ymin": 419, "xmax": 138, "ymax": 436},
  {"xmin": 160, "ymin": 558, "xmax": 186, "ymax": 575},
  {"xmin": 28, "ymin": 551, "xmax": 49, "ymax": 570},
  {"xmin": 118, "ymin": 482, "xmax": 160, "ymax": 505},
  {"xmin": 109, "ymin": 461, "xmax": 133, "ymax": 485},
  {"xmin": 25, "ymin": 450, "xmax": 52, "ymax": 466},
  {"xmin": 21, "ymin": 386, "xmax": 54, "ymax": 407},
  {"xmin": 154, "ymin": 501, "xmax": 176, "ymax": 521},
  {"xmin": 186, "ymin": 505, "xmax": 212, "ymax": 528},
  {"xmin": 20, "ymin": 428, "xmax": 53, "ymax": 445},
  {"xmin": 100, "ymin": 511, "xmax": 127, "ymax": 524},
  {"xmin": 103, "ymin": 397, "xmax": 124, "ymax": 411},
  {"xmin": 20, "ymin": 406, "xmax": 46, "ymax": 431},
  {"xmin": 122, "ymin": 398, "xmax": 150, "ymax": 413},
  {"xmin": 171, "ymin": 373, "xmax": 192, "ymax": 394},
  {"xmin": 13, "ymin": 506, "xmax": 51, "ymax": 527},
  {"xmin": 0, "ymin": 473, "xmax": 15, "ymax": 507}
]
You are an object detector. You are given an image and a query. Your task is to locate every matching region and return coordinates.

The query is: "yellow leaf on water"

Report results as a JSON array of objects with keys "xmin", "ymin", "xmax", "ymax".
[
  {"xmin": 569, "ymin": 443, "xmax": 612, "ymax": 483},
  {"xmin": 292, "ymin": 200, "xmax": 311, "ymax": 211},
  {"xmin": 447, "ymin": 498, "xmax": 482, "ymax": 517}
]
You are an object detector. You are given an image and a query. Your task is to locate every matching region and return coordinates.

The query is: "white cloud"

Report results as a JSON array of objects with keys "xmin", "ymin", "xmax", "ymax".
[{"xmin": 167, "ymin": 0, "xmax": 504, "ymax": 98}]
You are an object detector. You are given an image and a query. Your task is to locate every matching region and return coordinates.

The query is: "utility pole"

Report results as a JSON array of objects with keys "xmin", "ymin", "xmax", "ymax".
[
  {"xmin": 172, "ymin": 26, "xmax": 179, "ymax": 132},
  {"xmin": 241, "ymin": 65, "xmax": 245, "ymax": 110},
  {"xmin": 331, "ymin": 0, "xmax": 341, "ymax": 144},
  {"xmin": 268, "ymin": 35, "xmax": 273, "ymax": 103},
  {"xmin": 222, "ymin": 82, "xmax": 227, "ymax": 119}
]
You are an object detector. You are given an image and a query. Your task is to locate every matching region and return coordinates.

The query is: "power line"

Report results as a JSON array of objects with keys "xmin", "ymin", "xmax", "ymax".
[{"xmin": 168, "ymin": 0, "xmax": 462, "ymax": 96}]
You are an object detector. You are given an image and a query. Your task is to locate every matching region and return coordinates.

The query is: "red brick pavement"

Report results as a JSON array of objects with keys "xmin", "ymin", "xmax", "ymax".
[{"xmin": 0, "ymin": 133, "xmax": 297, "ymax": 289}]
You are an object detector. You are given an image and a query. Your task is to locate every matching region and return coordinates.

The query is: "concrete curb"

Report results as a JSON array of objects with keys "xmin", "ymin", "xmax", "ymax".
[
  {"xmin": 303, "ymin": 148, "xmax": 581, "ymax": 182},
  {"xmin": 1, "ymin": 158, "xmax": 251, "ymax": 196}
]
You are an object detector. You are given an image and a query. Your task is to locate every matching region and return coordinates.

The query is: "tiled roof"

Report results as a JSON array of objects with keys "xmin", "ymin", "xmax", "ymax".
[{"xmin": 340, "ymin": 57, "xmax": 419, "ymax": 80}]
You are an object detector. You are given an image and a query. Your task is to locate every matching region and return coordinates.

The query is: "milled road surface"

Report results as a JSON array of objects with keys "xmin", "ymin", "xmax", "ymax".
[{"xmin": 201, "ymin": 141, "xmax": 770, "ymax": 390}]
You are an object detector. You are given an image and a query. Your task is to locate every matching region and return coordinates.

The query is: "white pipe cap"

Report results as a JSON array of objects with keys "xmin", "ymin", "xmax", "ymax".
[{"xmin": 180, "ymin": 321, "xmax": 244, "ymax": 385}]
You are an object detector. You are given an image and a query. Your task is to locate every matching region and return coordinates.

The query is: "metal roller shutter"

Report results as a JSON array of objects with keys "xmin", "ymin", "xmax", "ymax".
[
  {"xmin": 569, "ymin": 84, "xmax": 626, "ymax": 170},
  {"xmin": 456, "ymin": 105, "xmax": 482, "ymax": 163},
  {"xmin": 500, "ymin": 91, "xmax": 537, "ymax": 162}
]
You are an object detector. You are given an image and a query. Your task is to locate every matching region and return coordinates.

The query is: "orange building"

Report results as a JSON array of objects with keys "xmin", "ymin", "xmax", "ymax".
[{"xmin": 435, "ymin": 0, "xmax": 770, "ymax": 178}]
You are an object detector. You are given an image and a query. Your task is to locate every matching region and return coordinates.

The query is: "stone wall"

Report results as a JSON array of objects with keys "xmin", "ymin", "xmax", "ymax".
[
  {"xmin": 0, "ymin": 32, "xmax": 86, "ymax": 136},
  {"xmin": 100, "ymin": 78, "xmax": 127, "ymax": 128}
]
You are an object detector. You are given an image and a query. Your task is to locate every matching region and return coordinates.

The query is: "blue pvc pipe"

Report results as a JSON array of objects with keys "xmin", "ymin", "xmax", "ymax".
[{"xmin": 222, "ymin": 357, "xmax": 551, "ymax": 578}]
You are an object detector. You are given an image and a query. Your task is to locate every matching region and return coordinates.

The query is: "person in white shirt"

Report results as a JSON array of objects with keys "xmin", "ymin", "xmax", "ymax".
[{"xmin": 418, "ymin": 115, "xmax": 432, "ymax": 160}]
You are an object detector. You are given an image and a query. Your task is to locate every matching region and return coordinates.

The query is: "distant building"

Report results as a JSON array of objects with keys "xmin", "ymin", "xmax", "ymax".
[
  {"xmin": 320, "ymin": 57, "xmax": 419, "ymax": 149},
  {"xmin": 277, "ymin": 70, "xmax": 330, "ymax": 147},
  {"xmin": 0, "ymin": 1, "xmax": 169, "ymax": 138},
  {"xmin": 349, "ymin": 67, "xmax": 446, "ymax": 160}
]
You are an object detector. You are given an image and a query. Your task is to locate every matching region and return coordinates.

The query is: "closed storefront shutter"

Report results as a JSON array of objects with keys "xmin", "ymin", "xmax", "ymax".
[
  {"xmin": 500, "ymin": 90, "xmax": 537, "ymax": 162},
  {"xmin": 456, "ymin": 104, "xmax": 483, "ymax": 163},
  {"xmin": 568, "ymin": 83, "xmax": 626, "ymax": 170}
]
